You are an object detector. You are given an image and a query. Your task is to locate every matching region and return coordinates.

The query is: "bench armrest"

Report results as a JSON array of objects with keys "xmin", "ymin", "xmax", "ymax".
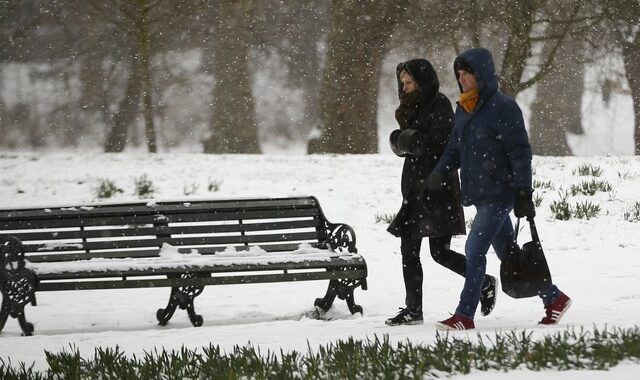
[{"xmin": 320, "ymin": 222, "xmax": 357, "ymax": 254}]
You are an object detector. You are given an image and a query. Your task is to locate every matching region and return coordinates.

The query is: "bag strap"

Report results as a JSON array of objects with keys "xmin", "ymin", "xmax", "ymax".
[
  {"xmin": 513, "ymin": 218, "xmax": 521, "ymax": 242},
  {"xmin": 512, "ymin": 216, "xmax": 539, "ymax": 243},
  {"xmin": 527, "ymin": 216, "xmax": 540, "ymax": 243}
]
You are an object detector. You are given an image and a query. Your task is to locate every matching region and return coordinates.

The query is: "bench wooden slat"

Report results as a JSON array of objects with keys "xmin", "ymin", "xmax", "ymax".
[
  {"xmin": 164, "ymin": 208, "xmax": 319, "ymax": 223},
  {"xmin": 0, "ymin": 227, "xmax": 158, "ymax": 241},
  {"xmin": 178, "ymin": 242, "xmax": 323, "ymax": 255},
  {"xmin": 20, "ymin": 231, "xmax": 321, "ymax": 253},
  {"xmin": 0, "ymin": 215, "xmax": 163, "ymax": 230},
  {"xmin": 34, "ymin": 256, "xmax": 366, "ymax": 280},
  {"xmin": 171, "ymin": 231, "xmax": 320, "ymax": 246},
  {"xmin": 36, "ymin": 268, "xmax": 366, "ymax": 291},
  {"xmin": 26, "ymin": 249, "xmax": 161, "ymax": 263},
  {"xmin": 0, "ymin": 197, "xmax": 318, "ymax": 220},
  {"xmin": 0, "ymin": 209, "xmax": 318, "ymax": 231},
  {"xmin": 26, "ymin": 241, "xmax": 324, "ymax": 263},
  {"xmin": 0, "ymin": 219, "xmax": 321, "ymax": 242}
]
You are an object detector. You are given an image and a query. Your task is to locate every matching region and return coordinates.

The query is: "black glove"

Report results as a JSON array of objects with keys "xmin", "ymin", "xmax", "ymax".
[
  {"xmin": 389, "ymin": 129, "xmax": 406, "ymax": 157},
  {"xmin": 426, "ymin": 171, "xmax": 446, "ymax": 191},
  {"xmin": 514, "ymin": 188, "xmax": 536, "ymax": 219}
]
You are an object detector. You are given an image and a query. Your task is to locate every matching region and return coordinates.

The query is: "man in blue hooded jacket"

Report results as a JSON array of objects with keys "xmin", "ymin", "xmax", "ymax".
[{"xmin": 427, "ymin": 48, "xmax": 572, "ymax": 330}]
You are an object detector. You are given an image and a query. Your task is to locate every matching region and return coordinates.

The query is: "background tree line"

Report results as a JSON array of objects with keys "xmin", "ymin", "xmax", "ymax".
[{"xmin": 0, "ymin": 0, "xmax": 638, "ymax": 155}]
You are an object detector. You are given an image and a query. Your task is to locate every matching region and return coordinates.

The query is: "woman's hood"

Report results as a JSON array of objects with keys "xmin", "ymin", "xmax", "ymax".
[{"xmin": 396, "ymin": 59, "xmax": 439, "ymax": 101}]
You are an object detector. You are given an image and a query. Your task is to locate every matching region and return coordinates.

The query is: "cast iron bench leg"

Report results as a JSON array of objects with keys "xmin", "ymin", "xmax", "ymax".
[
  {"xmin": 315, "ymin": 278, "xmax": 363, "ymax": 315},
  {"xmin": 16, "ymin": 308, "xmax": 34, "ymax": 336},
  {"xmin": 0, "ymin": 297, "xmax": 9, "ymax": 333},
  {"xmin": 0, "ymin": 297, "xmax": 34, "ymax": 336},
  {"xmin": 157, "ymin": 273, "xmax": 205, "ymax": 327},
  {"xmin": 156, "ymin": 287, "xmax": 179, "ymax": 326}
]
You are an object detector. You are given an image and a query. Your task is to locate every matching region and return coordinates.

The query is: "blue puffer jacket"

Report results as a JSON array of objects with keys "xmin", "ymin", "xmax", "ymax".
[{"xmin": 434, "ymin": 48, "xmax": 532, "ymax": 206}]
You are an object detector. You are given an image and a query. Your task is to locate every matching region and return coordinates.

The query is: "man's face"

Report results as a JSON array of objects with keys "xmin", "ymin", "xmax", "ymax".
[
  {"xmin": 400, "ymin": 71, "xmax": 417, "ymax": 94},
  {"xmin": 458, "ymin": 70, "xmax": 477, "ymax": 92}
]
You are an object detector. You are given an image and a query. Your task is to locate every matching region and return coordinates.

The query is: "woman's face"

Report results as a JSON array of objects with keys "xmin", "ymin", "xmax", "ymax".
[{"xmin": 400, "ymin": 71, "xmax": 417, "ymax": 94}]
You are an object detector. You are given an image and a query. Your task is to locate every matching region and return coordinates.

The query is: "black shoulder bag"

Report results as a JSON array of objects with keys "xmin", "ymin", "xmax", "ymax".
[{"xmin": 500, "ymin": 217, "xmax": 553, "ymax": 298}]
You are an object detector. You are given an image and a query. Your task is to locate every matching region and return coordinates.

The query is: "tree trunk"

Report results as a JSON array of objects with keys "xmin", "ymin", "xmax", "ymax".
[
  {"xmin": 498, "ymin": 2, "xmax": 534, "ymax": 97},
  {"xmin": 529, "ymin": 40, "xmax": 584, "ymax": 156},
  {"xmin": 286, "ymin": 2, "xmax": 325, "ymax": 140},
  {"xmin": 309, "ymin": 0, "xmax": 406, "ymax": 154},
  {"xmin": 0, "ymin": 75, "xmax": 5, "ymax": 146},
  {"xmin": 203, "ymin": 0, "xmax": 260, "ymax": 154},
  {"xmin": 137, "ymin": 0, "xmax": 157, "ymax": 153},
  {"xmin": 622, "ymin": 39, "xmax": 640, "ymax": 155},
  {"xmin": 104, "ymin": 62, "xmax": 141, "ymax": 153}
]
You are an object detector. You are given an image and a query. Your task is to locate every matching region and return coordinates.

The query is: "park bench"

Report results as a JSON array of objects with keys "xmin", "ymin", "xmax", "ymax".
[{"xmin": 0, "ymin": 196, "xmax": 368, "ymax": 336}]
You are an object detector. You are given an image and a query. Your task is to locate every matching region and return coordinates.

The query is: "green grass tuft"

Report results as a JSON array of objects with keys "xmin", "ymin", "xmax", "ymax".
[
  {"xmin": 550, "ymin": 190, "xmax": 572, "ymax": 220},
  {"xmin": 624, "ymin": 202, "xmax": 640, "ymax": 222},
  {"xmin": 574, "ymin": 201, "xmax": 601, "ymax": 220},
  {"xmin": 570, "ymin": 179, "xmax": 613, "ymax": 196},
  {"xmin": 207, "ymin": 179, "xmax": 223, "ymax": 192},
  {"xmin": 374, "ymin": 212, "xmax": 396, "ymax": 224},
  {"xmin": 533, "ymin": 179, "xmax": 554, "ymax": 190},
  {"xmin": 533, "ymin": 193, "xmax": 544, "ymax": 207},
  {"xmin": 94, "ymin": 179, "xmax": 124, "ymax": 199},
  {"xmin": 573, "ymin": 163, "xmax": 603, "ymax": 177},
  {"xmin": 134, "ymin": 174, "xmax": 156, "ymax": 199},
  {"xmin": 1, "ymin": 327, "xmax": 639, "ymax": 378}
]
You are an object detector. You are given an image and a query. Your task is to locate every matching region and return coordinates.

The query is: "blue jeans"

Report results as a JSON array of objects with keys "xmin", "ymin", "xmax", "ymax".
[{"xmin": 455, "ymin": 201, "xmax": 560, "ymax": 319}]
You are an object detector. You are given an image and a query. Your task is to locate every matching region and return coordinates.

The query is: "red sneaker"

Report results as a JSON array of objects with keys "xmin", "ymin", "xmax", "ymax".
[
  {"xmin": 436, "ymin": 314, "xmax": 475, "ymax": 331},
  {"xmin": 539, "ymin": 292, "xmax": 572, "ymax": 325}
]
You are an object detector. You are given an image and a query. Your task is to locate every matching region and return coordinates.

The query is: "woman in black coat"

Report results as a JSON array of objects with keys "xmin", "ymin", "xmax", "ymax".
[{"xmin": 385, "ymin": 59, "xmax": 496, "ymax": 326}]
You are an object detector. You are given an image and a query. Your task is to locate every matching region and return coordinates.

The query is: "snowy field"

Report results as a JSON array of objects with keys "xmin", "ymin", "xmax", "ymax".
[{"xmin": 0, "ymin": 152, "xmax": 639, "ymax": 378}]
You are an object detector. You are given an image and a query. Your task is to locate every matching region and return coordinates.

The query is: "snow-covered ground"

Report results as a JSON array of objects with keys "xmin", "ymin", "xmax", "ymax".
[{"xmin": 0, "ymin": 152, "xmax": 639, "ymax": 378}]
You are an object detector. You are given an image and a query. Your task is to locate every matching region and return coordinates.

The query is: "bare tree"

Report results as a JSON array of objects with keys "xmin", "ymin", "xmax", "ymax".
[{"xmin": 88, "ymin": 0, "xmax": 189, "ymax": 153}]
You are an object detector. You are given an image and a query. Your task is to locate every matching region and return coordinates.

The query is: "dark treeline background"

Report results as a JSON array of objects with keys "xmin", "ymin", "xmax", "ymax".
[{"xmin": 0, "ymin": 0, "xmax": 638, "ymax": 155}]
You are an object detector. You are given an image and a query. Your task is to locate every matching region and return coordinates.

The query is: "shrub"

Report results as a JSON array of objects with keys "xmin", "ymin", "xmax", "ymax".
[
  {"xmin": 134, "ymin": 174, "xmax": 156, "ymax": 199},
  {"xmin": 624, "ymin": 202, "xmax": 640, "ymax": 222},
  {"xmin": 550, "ymin": 191, "xmax": 572, "ymax": 220},
  {"xmin": 573, "ymin": 201, "xmax": 601, "ymax": 220},
  {"xmin": 573, "ymin": 163, "xmax": 603, "ymax": 177},
  {"xmin": 374, "ymin": 213, "xmax": 396, "ymax": 224},
  {"xmin": 95, "ymin": 179, "xmax": 124, "ymax": 199}
]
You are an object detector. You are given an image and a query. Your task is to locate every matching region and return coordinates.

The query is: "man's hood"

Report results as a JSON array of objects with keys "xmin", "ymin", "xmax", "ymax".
[{"xmin": 453, "ymin": 48, "xmax": 499, "ymax": 100}]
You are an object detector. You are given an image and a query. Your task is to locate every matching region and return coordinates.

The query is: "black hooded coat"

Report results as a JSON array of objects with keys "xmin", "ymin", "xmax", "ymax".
[{"xmin": 387, "ymin": 59, "xmax": 466, "ymax": 238}]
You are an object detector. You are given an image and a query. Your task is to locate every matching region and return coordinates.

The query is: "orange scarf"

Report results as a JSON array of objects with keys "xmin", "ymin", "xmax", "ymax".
[{"xmin": 459, "ymin": 88, "xmax": 479, "ymax": 114}]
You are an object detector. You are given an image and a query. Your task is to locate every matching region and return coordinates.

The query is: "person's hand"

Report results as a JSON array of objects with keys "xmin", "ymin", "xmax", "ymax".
[
  {"xmin": 514, "ymin": 188, "xmax": 536, "ymax": 219},
  {"xmin": 426, "ymin": 172, "xmax": 445, "ymax": 191}
]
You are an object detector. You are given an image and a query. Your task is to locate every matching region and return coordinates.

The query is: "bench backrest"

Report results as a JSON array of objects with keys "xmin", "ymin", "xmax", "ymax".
[{"xmin": 0, "ymin": 196, "xmax": 347, "ymax": 264}]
